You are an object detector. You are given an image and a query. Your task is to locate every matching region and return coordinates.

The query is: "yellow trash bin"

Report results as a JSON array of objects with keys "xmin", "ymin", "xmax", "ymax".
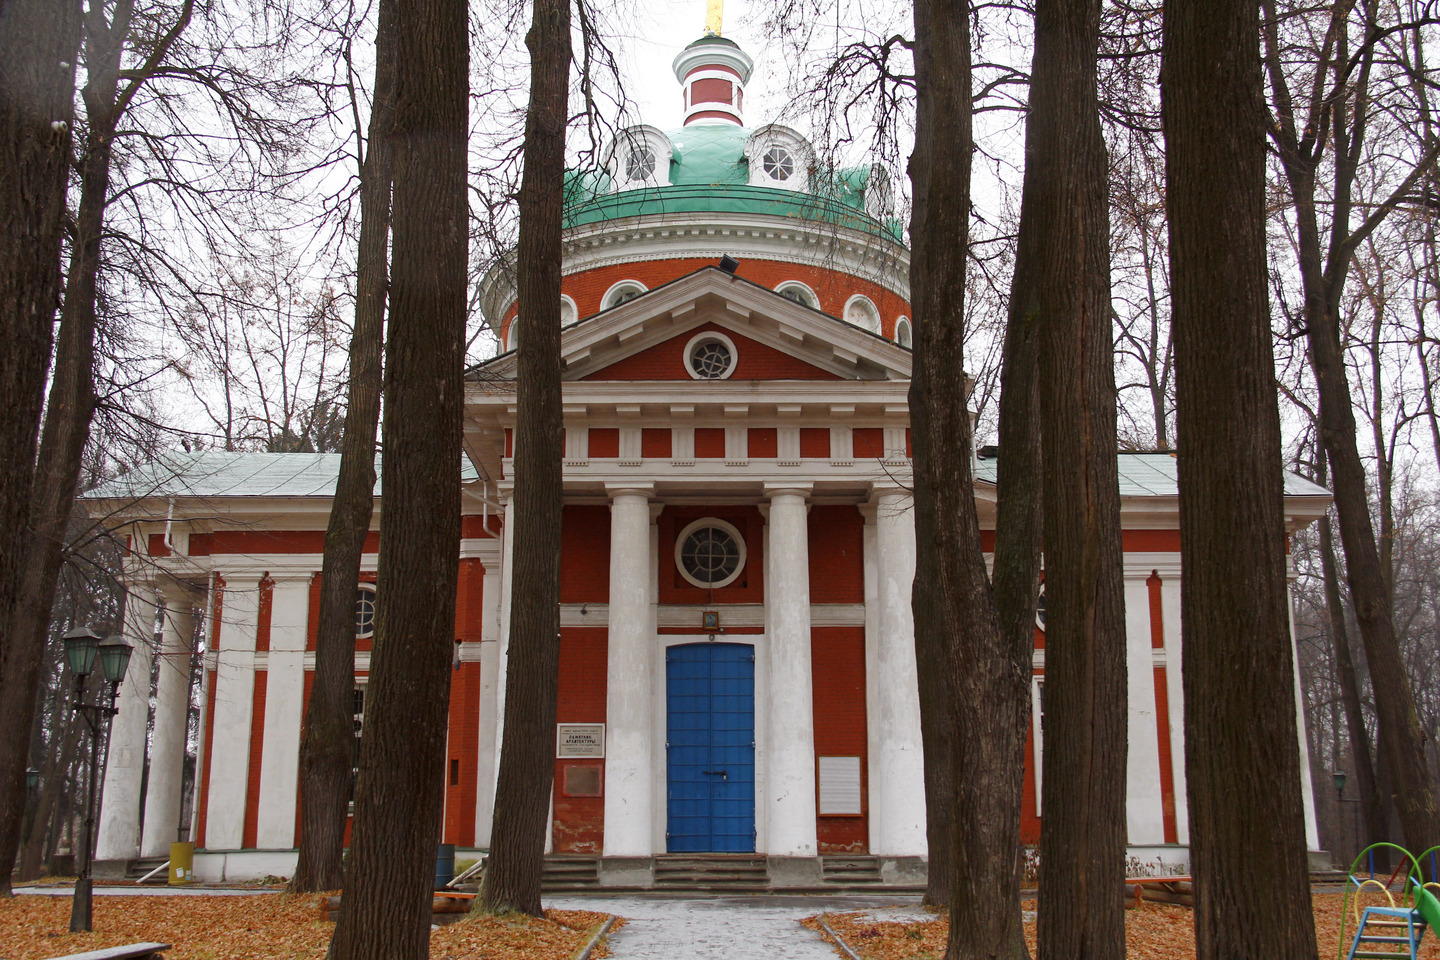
[{"xmin": 169, "ymin": 841, "xmax": 194, "ymax": 885}]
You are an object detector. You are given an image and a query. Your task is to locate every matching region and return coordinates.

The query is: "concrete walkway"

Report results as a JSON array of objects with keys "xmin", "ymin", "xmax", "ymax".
[{"xmin": 549, "ymin": 894, "xmax": 922, "ymax": 960}]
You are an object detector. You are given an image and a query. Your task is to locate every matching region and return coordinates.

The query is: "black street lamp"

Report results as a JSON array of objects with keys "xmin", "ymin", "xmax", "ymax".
[{"xmin": 63, "ymin": 626, "xmax": 133, "ymax": 934}]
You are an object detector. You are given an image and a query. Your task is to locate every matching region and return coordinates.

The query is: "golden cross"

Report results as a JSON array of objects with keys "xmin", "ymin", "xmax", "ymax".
[{"xmin": 705, "ymin": 0, "xmax": 722, "ymax": 35}]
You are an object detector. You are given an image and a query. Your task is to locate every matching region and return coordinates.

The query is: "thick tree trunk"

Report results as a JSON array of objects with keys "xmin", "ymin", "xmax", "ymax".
[
  {"xmin": 0, "ymin": 0, "xmax": 83, "ymax": 898},
  {"xmin": 910, "ymin": 2, "xmax": 1029, "ymax": 957},
  {"xmin": 1319, "ymin": 514, "xmax": 1384, "ymax": 856},
  {"xmin": 1161, "ymin": 0, "xmax": 1320, "ymax": 957},
  {"xmin": 1020, "ymin": 1, "xmax": 1128, "ymax": 958},
  {"xmin": 322, "ymin": 0, "xmax": 466, "ymax": 947},
  {"xmin": 290, "ymin": 0, "xmax": 394, "ymax": 896},
  {"xmin": 477, "ymin": 0, "xmax": 569, "ymax": 919}
]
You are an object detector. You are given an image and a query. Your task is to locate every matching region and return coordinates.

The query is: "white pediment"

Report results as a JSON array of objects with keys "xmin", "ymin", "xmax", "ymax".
[{"xmin": 476, "ymin": 267, "xmax": 912, "ymax": 383}]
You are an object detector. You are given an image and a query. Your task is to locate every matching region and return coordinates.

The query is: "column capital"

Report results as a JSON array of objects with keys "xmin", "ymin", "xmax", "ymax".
[
  {"xmin": 762, "ymin": 482, "xmax": 813, "ymax": 499},
  {"xmin": 605, "ymin": 482, "xmax": 655, "ymax": 499},
  {"xmin": 868, "ymin": 482, "xmax": 913, "ymax": 503}
]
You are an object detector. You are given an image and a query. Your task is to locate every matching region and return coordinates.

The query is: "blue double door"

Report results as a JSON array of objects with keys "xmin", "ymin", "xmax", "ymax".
[{"xmin": 666, "ymin": 642, "xmax": 756, "ymax": 853}]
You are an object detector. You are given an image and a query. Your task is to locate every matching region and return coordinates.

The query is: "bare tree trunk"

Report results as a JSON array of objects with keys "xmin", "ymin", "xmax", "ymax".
[
  {"xmin": 1162, "ymin": 0, "xmax": 1320, "ymax": 956},
  {"xmin": 290, "ymin": 0, "xmax": 394, "ymax": 896},
  {"xmin": 477, "ymin": 0, "xmax": 569, "ymax": 919},
  {"xmin": 910, "ymin": 2, "xmax": 1029, "ymax": 957},
  {"xmin": 1022, "ymin": 0, "xmax": 1128, "ymax": 957},
  {"xmin": 322, "ymin": 0, "xmax": 466, "ymax": 946},
  {"xmin": 0, "ymin": 0, "xmax": 84, "ymax": 898}
]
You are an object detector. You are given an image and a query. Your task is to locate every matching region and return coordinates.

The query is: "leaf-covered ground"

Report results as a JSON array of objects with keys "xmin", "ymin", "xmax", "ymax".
[
  {"xmin": 805, "ymin": 893, "xmax": 1440, "ymax": 960},
  {"xmin": 0, "ymin": 893, "xmax": 617, "ymax": 960}
]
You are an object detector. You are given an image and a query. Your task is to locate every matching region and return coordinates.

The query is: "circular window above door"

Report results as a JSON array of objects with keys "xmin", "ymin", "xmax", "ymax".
[{"xmin": 675, "ymin": 519, "xmax": 747, "ymax": 589}]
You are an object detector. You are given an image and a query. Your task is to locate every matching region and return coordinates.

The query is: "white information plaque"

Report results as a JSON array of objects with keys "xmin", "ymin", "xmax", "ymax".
[
  {"xmin": 817, "ymin": 755, "xmax": 862, "ymax": 815},
  {"xmin": 557, "ymin": 723, "xmax": 606, "ymax": 758}
]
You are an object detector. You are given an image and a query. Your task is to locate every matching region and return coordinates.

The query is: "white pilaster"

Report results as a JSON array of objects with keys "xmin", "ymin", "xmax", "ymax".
[
  {"xmin": 473, "ymin": 539, "xmax": 502, "ymax": 848},
  {"xmin": 96, "ymin": 583, "xmax": 159, "ymax": 862},
  {"xmin": 764, "ymin": 485, "xmax": 817, "ymax": 857},
  {"xmin": 603, "ymin": 484, "xmax": 656, "ymax": 856},
  {"xmin": 204, "ymin": 575, "xmax": 261, "ymax": 850},
  {"xmin": 492, "ymin": 498, "xmax": 516, "ymax": 784},
  {"xmin": 256, "ymin": 576, "xmax": 310, "ymax": 848},
  {"xmin": 1122, "ymin": 575, "xmax": 1165, "ymax": 844},
  {"xmin": 139, "ymin": 587, "xmax": 195, "ymax": 857},
  {"xmin": 868, "ymin": 488, "xmax": 926, "ymax": 856}
]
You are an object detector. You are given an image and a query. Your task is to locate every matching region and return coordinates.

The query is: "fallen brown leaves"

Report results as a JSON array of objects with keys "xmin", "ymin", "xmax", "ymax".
[
  {"xmin": 806, "ymin": 894, "xmax": 1440, "ymax": 960},
  {"xmin": 0, "ymin": 894, "xmax": 619, "ymax": 960}
]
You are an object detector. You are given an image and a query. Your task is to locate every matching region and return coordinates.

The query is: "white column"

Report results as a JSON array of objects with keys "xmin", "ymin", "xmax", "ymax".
[
  {"xmin": 256, "ymin": 576, "xmax": 309, "ymax": 848},
  {"xmin": 1123, "ymin": 573, "xmax": 1165, "ymax": 844},
  {"xmin": 764, "ymin": 484, "xmax": 818, "ymax": 857},
  {"xmin": 96, "ymin": 583, "xmax": 159, "ymax": 862},
  {"xmin": 492, "ymin": 498, "xmax": 516, "ymax": 788},
  {"xmin": 1288, "ymin": 578, "xmax": 1322, "ymax": 852},
  {"xmin": 603, "ymin": 484, "xmax": 656, "ymax": 856},
  {"xmin": 474, "ymin": 539, "xmax": 502, "ymax": 848},
  {"xmin": 204, "ymin": 575, "xmax": 261, "ymax": 850},
  {"xmin": 139, "ymin": 587, "xmax": 195, "ymax": 857},
  {"xmin": 868, "ymin": 488, "xmax": 926, "ymax": 856}
]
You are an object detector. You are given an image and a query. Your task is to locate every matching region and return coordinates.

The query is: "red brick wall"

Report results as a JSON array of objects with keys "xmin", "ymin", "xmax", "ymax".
[
  {"xmin": 694, "ymin": 428, "xmax": 725, "ymax": 458},
  {"xmin": 588, "ymin": 428, "xmax": 619, "ymax": 458},
  {"xmin": 811, "ymin": 626, "xmax": 868, "ymax": 852},
  {"xmin": 505, "ymin": 258, "xmax": 911, "ymax": 337},
  {"xmin": 852, "ymin": 428, "xmax": 884, "ymax": 459},
  {"xmin": 747, "ymin": 428, "xmax": 777, "ymax": 458},
  {"xmin": 255, "ymin": 577, "xmax": 274, "ymax": 652},
  {"xmin": 642, "ymin": 428, "xmax": 672, "ymax": 458},
  {"xmin": 242, "ymin": 671, "xmax": 267, "ymax": 849},
  {"xmin": 455, "ymin": 558, "xmax": 484, "ymax": 640},
  {"xmin": 190, "ymin": 530, "xmax": 380, "ymax": 556},
  {"xmin": 658, "ymin": 506, "xmax": 765, "ymax": 604},
  {"xmin": 808, "ymin": 506, "xmax": 864, "ymax": 604},
  {"xmin": 799, "ymin": 428, "xmax": 830, "ymax": 458},
  {"xmin": 196, "ymin": 667, "xmax": 218, "ymax": 849},
  {"xmin": 444, "ymin": 661, "xmax": 482, "ymax": 846},
  {"xmin": 585, "ymin": 322, "xmax": 842, "ymax": 382},
  {"xmin": 552, "ymin": 627, "xmax": 608, "ymax": 853},
  {"xmin": 560, "ymin": 505, "xmax": 611, "ymax": 603},
  {"xmin": 308, "ymin": 571, "xmax": 377, "ymax": 653},
  {"xmin": 147, "ymin": 533, "xmax": 171, "ymax": 557}
]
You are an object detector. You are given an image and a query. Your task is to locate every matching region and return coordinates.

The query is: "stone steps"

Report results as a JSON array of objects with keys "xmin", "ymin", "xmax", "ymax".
[
  {"xmin": 821, "ymin": 855, "xmax": 884, "ymax": 885},
  {"xmin": 654, "ymin": 855, "xmax": 769, "ymax": 890}
]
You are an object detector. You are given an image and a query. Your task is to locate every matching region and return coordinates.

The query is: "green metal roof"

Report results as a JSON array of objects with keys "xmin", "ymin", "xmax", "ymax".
[
  {"xmin": 84, "ymin": 451, "xmax": 479, "ymax": 501},
  {"xmin": 974, "ymin": 450, "xmax": 1330, "ymax": 499}
]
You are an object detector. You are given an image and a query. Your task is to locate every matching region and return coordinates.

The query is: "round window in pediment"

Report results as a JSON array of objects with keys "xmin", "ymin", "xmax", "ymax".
[
  {"xmin": 762, "ymin": 145, "xmax": 795, "ymax": 182},
  {"xmin": 626, "ymin": 145, "xmax": 657, "ymax": 181},
  {"xmin": 684, "ymin": 331, "xmax": 737, "ymax": 380},
  {"xmin": 676, "ymin": 519, "xmax": 747, "ymax": 589}
]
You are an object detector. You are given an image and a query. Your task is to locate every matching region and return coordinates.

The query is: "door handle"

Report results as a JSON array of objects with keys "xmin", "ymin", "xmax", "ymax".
[{"xmin": 703, "ymin": 769, "xmax": 728, "ymax": 780}]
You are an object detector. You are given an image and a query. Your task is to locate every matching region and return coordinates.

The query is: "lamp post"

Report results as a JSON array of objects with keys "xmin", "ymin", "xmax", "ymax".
[
  {"xmin": 1333, "ymin": 771, "xmax": 1348, "ymax": 862},
  {"xmin": 63, "ymin": 626, "xmax": 133, "ymax": 933}
]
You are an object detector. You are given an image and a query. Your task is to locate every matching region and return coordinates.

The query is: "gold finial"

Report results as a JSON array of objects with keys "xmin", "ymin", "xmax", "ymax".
[{"xmin": 705, "ymin": 0, "xmax": 722, "ymax": 35}]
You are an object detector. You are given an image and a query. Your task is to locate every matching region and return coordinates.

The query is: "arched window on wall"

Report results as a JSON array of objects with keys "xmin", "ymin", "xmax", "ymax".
[
  {"xmin": 843, "ymin": 295, "xmax": 881, "ymax": 334},
  {"xmin": 895, "ymin": 316, "xmax": 912, "ymax": 348},
  {"xmin": 775, "ymin": 281, "xmax": 818, "ymax": 310},
  {"xmin": 602, "ymin": 280, "xmax": 647, "ymax": 310},
  {"xmin": 506, "ymin": 315, "xmax": 519, "ymax": 351}
]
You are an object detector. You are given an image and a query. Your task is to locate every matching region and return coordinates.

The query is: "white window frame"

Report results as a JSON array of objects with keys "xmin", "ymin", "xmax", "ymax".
[
  {"xmin": 774, "ymin": 281, "xmax": 819, "ymax": 310},
  {"xmin": 674, "ymin": 517, "xmax": 747, "ymax": 589},
  {"xmin": 895, "ymin": 316, "xmax": 912, "ymax": 348},
  {"xmin": 843, "ymin": 294, "xmax": 882, "ymax": 334},
  {"xmin": 683, "ymin": 330, "xmax": 738, "ymax": 380},
  {"xmin": 601, "ymin": 280, "xmax": 648, "ymax": 311}
]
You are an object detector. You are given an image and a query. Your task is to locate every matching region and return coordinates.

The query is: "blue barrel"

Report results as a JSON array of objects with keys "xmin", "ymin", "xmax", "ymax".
[{"xmin": 435, "ymin": 843, "xmax": 456, "ymax": 890}]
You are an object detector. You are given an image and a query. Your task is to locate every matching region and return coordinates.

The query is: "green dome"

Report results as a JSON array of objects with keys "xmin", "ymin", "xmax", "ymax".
[{"xmin": 563, "ymin": 126, "xmax": 902, "ymax": 242}]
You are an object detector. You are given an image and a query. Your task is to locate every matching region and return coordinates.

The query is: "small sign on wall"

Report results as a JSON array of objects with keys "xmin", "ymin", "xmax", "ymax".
[
  {"xmin": 557, "ymin": 723, "xmax": 605, "ymax": 758},
  {"xmin": 818, "ymin": 755, "xmax": 863, "ymax": 815}
]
